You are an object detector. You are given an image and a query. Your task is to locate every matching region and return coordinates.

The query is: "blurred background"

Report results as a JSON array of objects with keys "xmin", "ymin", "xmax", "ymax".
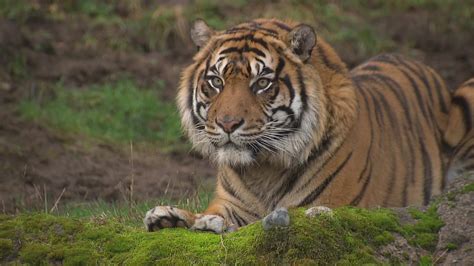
[{"xmin": 0, "ymin": 0, "xmax": 473, "ymax": 217}]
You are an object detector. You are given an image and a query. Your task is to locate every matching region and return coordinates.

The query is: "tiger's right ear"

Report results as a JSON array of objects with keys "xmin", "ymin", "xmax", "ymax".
[
  {"xmin": 190, "ymin": 19, "xmax": 215, "ymax": 49},
  {"xmin": 288, "ymin": 24, "xmax": 317, "ymax": 62}
]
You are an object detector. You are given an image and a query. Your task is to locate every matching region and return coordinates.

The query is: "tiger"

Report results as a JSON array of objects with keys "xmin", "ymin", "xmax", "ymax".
[
  {"xmin": 144, "ymin": 19, "xmax": 474, "ymax": 233},
  {"xmin": 443, "ymin": 78, "xmax": 474, "ymax": 181}
]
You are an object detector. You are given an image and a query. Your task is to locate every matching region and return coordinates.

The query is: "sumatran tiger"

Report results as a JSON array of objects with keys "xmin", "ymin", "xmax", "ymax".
[{"xmin": 144, "ymin": 19, "xmax": 474, "ymax": 233}]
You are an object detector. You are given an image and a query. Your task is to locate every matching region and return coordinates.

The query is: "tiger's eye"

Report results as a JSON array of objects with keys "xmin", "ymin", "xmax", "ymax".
[
  {"xmin": 211, "ymin": 77, "xmax": 223, "ymax": 88},
  {"xmin": 257, "ymin": 78, "xmax": 270, "ymax": 89}
]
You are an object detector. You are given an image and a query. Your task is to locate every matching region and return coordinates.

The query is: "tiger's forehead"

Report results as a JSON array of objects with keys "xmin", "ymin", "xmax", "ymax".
[
  {"xmin": 202, "ymin": 20, "xmax": 296, "ymax": 77},
  {"xmin": 208, "ymin": 36, "xmax": 279, "ymax": 78}
]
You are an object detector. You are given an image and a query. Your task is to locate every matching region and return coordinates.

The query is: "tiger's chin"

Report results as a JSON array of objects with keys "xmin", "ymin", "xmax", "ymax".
[{"xmin": 214, "ymin": 145, "xmax": 255, "ymax": 166}]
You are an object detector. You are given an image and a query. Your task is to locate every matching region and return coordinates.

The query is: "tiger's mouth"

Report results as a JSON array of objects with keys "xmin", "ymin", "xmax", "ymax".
[{"xmin": 218, "ymin": 140, "xmax": 254, "ymax": 153}]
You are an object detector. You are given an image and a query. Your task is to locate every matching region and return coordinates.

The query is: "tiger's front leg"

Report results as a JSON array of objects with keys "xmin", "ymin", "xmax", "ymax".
[{"xmin": 144, "ymin": 205, "xmax": 232, "ymax": 234}]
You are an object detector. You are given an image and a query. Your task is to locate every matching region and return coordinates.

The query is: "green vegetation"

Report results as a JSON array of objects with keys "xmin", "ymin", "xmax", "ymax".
[
  {"xmin": 419, "ymin": 255, "xmax": 433, "ymax": 266},
  {"xmin": 59, "ymin": 188, "xmax": 213, "ymax": 227},
  {"xmin": 3, "ymin": 0, "xmax": 472, "ymax": 56},
  {"xmin": 0, "ymin": 205, "xmax": 446, "ymax": 264},
  {"xmin": 445, "ymin": 242, "xmax": 458, "ymax": 251},
  {"xmin": 403, "ymin": 205, "xmax": 444, "ymax": 251},
  {"xmin": 6, "ymin": 53, "xmax": 28, "ymax": 79},
  {"xmin": 19, "ymin": 79, "xmax": 185, "ymax": 151},
  {"xmin": 462, "ymin": 183, "xmax": 474, "ymax": 193}
]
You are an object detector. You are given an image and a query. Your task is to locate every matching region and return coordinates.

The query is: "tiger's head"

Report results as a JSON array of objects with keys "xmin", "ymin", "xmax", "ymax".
[{"xmin": 178, "ymin": 19, "xmax": 333, "ymax": 167}]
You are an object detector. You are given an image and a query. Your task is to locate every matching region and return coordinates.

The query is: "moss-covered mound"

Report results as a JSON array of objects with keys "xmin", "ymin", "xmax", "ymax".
[{"xmin": 0, "ymin": 206, "xmax": 443, "ymax": 265}]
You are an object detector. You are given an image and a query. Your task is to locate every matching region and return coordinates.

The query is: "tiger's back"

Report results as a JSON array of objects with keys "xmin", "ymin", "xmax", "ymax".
[{"xmin": 342, "ymin": 54, "xmax": 451, "ymax": 206}]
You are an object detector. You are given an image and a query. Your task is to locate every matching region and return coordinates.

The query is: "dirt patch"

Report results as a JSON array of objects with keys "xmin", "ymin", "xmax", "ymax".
[
  {"xmin": 434, "ymin": 176, "xmax": 474, "ymax": 265},
  {"xmin": 0, "ymin": 104, "xmax": 215, "ymax": 212}
]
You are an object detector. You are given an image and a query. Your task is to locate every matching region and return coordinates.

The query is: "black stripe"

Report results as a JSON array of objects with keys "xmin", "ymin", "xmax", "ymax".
[
  {"xmin": 280, "ymin": 75, "xmax": 295, "ymax": 103},
  {"xmin": 363, "ymin": 87, "xmax": 400, "ymax": 206},
  {"xmin": 452, "ymin": 96, "xmax": 472, "ymax": 131},
  {"xmin": 225, "ymin": 28, "xmax": 278, "ymax": 38},
  {"xmin": 220, "ymin": 173, "xmax": 240, "ymax": 201},
  {"xmin": 398, "ymin": 68, "xmax": 433, "ymax": 127},
  {"xmin": 220, "ymin": 34, "xmax": 269, "ymax": 49},
  {"xmin": 272, "ymin": 21, "xmax": 291, "ymax": 31},
  {"xmin": 317, "ymin": 45, "xmax": 343, "ymax": 73},
  {"xmin": 275, "ymin": 57, "xmax": 286, "ymax": 78},
  {"xmin": 255, "ymin": 57, "xmax": 265, "ymax": 65},
  {"xmin": 410, "ymin": 60, "xmax": 436, "ymax": 105},
  {"xmin": 361, "ymin": 64, "xmax": 381, "ymax": 71},
  {"xmin": 419, "ymin": 136, "xmax": 433, "ymax": 205},
  {"xmin": 271, "ymin": 106, "xmax": 295, "ymax": 126},
  {"xmin": 350, "ymin": 88, "xmax": 375, "ymax": 205},
  {"xmin": 351, "ymin": 161, "xmax": 372, "ymax": 206},
  {"xmin": 382, "ymin": 141, "xmax": 398, "ymax": 206},
  {"xmin": 232, "ymin": 210, "xmax": 246, "ymax": 227},
  {"xmin": 219, "ymin": 45, "xmax": 266, "ymax": 57},
  {"xmin": 371, "ymin": 73, "xmax": 414, "ymax": 126},
  {"xmin": 297, "ymin": 68, "xmax": 308, "ymax": 111},
  {"xmin": 427, "ymin": 68, "xmax": 449, "ymax": 113},
  {"xmin": 224, "ymin": 205, "xmax": 237, "ymax": 225},
  {"xmin": 394, "ymin": 58, "xmax": 438, "ymax": 131},
  {"xmin": 299, "ymin": 152, "xmax": 353, "ymax": 206},
  {"xmin": 273, "ymin": 130, "xmax": 335, "ymax": 206}
]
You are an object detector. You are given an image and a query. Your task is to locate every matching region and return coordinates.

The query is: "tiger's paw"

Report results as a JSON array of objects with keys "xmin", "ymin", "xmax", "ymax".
[
  {"xmin": 305, "ymin": 206, "xmax": 333, "ymax": 218},
  {"xmin": 262, "ymin": 207, "xmax": 290, "ymax": 230},
  {"xmin": 144, "ymin": 206, "xmax": 195, "ymax": 232},
  {"xmin": 191, "ymin": 214, "xmax": 226, "ymax": 234}
]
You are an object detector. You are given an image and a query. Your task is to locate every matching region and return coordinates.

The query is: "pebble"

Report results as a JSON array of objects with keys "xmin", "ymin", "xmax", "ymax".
[{"xmin": 262, "ymin": 207, "xmax": 290, "ymax": 230}]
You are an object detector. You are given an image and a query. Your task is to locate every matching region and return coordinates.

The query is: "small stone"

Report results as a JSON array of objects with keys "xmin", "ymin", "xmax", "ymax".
[
  {"xmin": 305, "ymin": 206, "xmax": 334, "ymax": 218},
  {"xmin": 262, "ymin": 207, "xmax": 290, "ymax": 230}
]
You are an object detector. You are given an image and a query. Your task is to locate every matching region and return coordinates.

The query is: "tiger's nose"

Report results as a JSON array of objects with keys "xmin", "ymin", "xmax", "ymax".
[{"xmin": 216, "ymin": 115, "xmax": 244, "ymax": 133}]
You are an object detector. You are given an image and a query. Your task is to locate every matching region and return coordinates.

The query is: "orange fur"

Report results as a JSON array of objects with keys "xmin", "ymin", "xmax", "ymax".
[{"xmin": 171, "ymin": 19, "xmax": 472, "ymax": 228}]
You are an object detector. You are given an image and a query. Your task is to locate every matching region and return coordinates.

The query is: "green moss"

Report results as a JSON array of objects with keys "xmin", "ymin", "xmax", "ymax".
[
  {"xmin": 445, "ymin": 242, "xmax": 458, "ymax": 251},
  {"xmin": 403, "ymin": 205, "xmax": 444, "ymax": 251},
  {"xmin": 0, "ymin": 238, "xmax": 13, "ymax": 260},
  {"xmin": 19, "ymin": 243, "xmax": 52, "ymax": 265},
  {"xmin": 418, "ymin": 255, "xmax": 433, "ymax": 266},
  {"xmin": 0, "ymin": 206, "xmax": 442, "ymax": 264},
  {"xmin": 462, "ymin": 183, "xmax": 474, "ymax": 193}
]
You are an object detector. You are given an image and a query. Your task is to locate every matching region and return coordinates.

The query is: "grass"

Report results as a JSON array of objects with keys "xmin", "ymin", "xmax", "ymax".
[
  {"xmin": 403, "ymin": 205, "xmax": 445, "ymax": 251},
  {"xmin": 2, "ymin": 0, "xmax": 473, "ymax": 51},
  {"xmin": 18, "ymin": 79, "xmax": 186, "ymax": 152},
  {"xmin": 58, "ymin": 188, "xmax": 214, "ymax": 227},
  {"xmin": 2, "ymin": 0, "xmax": 472, "ymax": 56},
  {"xmin": 0, "ymin": 204, "xmax": 446, "ymax": 265}
]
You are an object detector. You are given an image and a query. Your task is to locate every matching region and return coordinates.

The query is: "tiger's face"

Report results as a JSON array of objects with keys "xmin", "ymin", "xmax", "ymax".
[{"xmin": 178, "ymin": 19, "xmax": 326, "ymax": 166}]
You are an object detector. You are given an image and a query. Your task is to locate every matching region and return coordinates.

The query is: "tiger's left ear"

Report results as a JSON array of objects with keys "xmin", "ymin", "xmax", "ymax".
[
  {"xmin": 190, "ymin": 19, "xmax": 215, "ymax": 49},
  {"xmin": 288, "ymin": 24, "xmax": 317, "ymax": 62}
]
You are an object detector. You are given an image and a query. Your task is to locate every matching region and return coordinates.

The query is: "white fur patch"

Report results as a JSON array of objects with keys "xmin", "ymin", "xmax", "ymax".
[
  {"xmin": 143, "ymin": 206, "xmax": 190, "ymax": 231},
  {"xmin": 191, "ymin": 214, "xmax": 226, "ymax": 233},
  {"xmin": 215, "ymin": 145, "xmax": 254, "ymax": 166}
]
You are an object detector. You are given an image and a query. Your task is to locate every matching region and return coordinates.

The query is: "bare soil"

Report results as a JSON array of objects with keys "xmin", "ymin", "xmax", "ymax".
[{"xmin": 0, "ymin": 7, "xmax": 473, "ymax": 212}]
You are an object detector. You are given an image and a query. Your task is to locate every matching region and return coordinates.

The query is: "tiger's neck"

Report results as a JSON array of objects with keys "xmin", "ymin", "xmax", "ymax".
[{"xmin": 299, "ymin": 38, "xmax": 359, "ymax": 168}]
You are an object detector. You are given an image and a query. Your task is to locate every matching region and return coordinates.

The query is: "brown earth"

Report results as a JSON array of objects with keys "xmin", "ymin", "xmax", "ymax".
[
  {"xmin": 0, "ymin": 16, "xmax": 214, "ymax": 212},
  {"xmin": 0, "ymin": 6, "xmax": 473, "ymax": 212}
]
